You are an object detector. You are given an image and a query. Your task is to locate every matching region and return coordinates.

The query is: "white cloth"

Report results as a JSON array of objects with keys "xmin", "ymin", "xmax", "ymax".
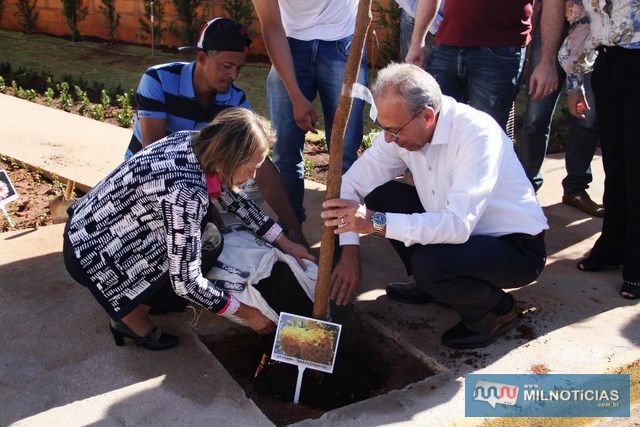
[
  {"xmin": 279, "ymin": 0, "xmax": 358, "ymax": 40},
  {"xmin": 340, "ymin": 95, "xmax": 548, "ymax": 247},
  {"xmin": 205, "ymin": 224, "xmax": 317, "ymax": 325}
]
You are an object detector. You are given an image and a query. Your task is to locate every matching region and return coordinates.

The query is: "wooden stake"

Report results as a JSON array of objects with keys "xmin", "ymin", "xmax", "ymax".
[
  {"xmin": 312, "ymin": 0, "xmax": 373, "ymax": 320},
  {"xmin": 64, "ymin": 179, "xmax": 75, "ymax": 201}
]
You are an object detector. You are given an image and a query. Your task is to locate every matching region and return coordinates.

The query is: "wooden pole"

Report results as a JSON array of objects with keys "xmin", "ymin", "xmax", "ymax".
[{"xmin": 312, "ymin": 0, "xmax": 373, "ymax": 320}]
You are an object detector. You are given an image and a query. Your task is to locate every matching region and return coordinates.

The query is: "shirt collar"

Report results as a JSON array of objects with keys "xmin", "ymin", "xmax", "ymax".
[{"xmin": 429, "ymin": 96, "xmax": 454, "ymax": 147}]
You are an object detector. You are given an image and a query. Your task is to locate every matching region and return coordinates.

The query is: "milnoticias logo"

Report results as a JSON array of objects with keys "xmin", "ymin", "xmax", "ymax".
[
  {"xmin": 521, "ymin": 384, "xmax": 620, "ymax": 403},
  {"xmin": 466, "ymin": 374, "xmax": 630, "ymax": 417},
  {"xmin": 473, "ymin": 380, "xmax": 621, "ymax": 410},
  {"xmin": 473, "ymin": 380, "xmax": 519, "ymax": 408}
]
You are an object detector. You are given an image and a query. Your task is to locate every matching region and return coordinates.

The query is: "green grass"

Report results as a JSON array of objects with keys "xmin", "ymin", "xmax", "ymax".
[
  {"xmin": 0, "ymin": 29, "xmax": 384, "ymax": 142},
  {"xmin": 0, "ymin": 29, "xmax": 570, "ymax": 148},
  {"xmin": 0, "ymin": 29, "xmax": 274, "ymax": 120}
]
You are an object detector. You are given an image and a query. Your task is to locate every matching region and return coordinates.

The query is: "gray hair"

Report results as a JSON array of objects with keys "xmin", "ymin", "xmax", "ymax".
[{"xmin": 371, "ymin": 63, "xmax": 442, "ymax": 115}]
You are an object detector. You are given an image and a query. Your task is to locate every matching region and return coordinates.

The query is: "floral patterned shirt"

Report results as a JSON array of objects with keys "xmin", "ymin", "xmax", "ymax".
[{"xmin": 559, "ymin": 0, "xmax": 640, "ymax": 93}]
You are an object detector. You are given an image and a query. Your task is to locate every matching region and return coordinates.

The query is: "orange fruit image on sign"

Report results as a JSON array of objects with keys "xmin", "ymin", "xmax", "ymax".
[{"xmin": 279, "ymin": 322, "xmax": 335, "ymax": 365}]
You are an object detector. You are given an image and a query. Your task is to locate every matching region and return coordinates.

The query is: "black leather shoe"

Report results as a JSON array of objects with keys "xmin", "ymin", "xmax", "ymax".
[
  {"xmin": 441, "ymin": 296, "xmax": 518, "ymax": 349},
  {"xmin": 385, "ymin": 282, "xmax": 447, "ymax": 306}
]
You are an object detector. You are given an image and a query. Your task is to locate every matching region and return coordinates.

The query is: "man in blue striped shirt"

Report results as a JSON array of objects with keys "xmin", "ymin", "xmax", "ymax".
[
  {"xmin": 126, "ymin": 17, "xmax": 308, "ymax": 247},
  {"xmin": 126, "ymin": 18, "xmax": 251, "ymax": 158}
]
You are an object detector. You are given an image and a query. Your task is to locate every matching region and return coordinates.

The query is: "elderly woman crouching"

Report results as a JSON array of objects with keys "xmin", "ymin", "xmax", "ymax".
[{"xmin": 63, "ymin": 108, "xmax": 315, "ymax": 350}]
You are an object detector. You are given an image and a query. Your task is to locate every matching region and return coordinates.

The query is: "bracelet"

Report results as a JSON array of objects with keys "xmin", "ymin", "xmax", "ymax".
[
  {"xmin": 217, "ymin": 294, "xmax": 240, "ymax": 316},
  {"xmin": 274, "ymin": 231, "xmax": 285, "ymax": 244}
]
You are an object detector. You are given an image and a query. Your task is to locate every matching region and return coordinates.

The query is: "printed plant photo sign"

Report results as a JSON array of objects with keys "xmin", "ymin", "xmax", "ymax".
[
  {"xmin": 0, "ymin": 169, "xmax": 19, "ymax": 227},
  {"xmin": 271, "ymin": 312, "xmax": 342, "ymax": 404},
  {"xmin": 0, "ymin": 169, "xmax": 19, "ymax": 206}
]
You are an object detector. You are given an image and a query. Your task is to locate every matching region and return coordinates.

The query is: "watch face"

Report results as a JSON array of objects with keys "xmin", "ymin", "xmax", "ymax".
[{"xmin": 374, "ymin": 212, "xmax": 386, "ymax": 226}]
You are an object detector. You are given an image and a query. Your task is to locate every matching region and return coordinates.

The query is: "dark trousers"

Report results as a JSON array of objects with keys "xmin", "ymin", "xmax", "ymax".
[
  {"xmin": 365, "ymin": 181, "xmax": 546, "ymax": 325},
  {"xmin": 589, "ymin": 46, "xmax": 640, "ymax": 282}
]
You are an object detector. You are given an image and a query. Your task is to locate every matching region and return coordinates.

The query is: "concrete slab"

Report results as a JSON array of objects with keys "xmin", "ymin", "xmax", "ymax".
[{"xmin": 0, "ymin": 93, "xmax": 638, "ymax": 427}]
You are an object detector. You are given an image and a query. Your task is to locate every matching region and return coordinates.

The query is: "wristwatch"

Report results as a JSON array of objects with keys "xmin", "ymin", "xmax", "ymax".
[{"xmin": 371, "ymin": 212, "xmax": 386, "ymax": 237}]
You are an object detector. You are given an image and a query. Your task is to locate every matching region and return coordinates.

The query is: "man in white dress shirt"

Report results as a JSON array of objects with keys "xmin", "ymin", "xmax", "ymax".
[{"xmin": 321, "ymin": 63, "xmax": 548, "ymax": 349}]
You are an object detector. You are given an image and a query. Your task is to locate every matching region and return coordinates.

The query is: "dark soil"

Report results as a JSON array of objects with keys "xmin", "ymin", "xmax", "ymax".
[
  {"xmin": 203, "ymin": 307, "xmax": 436, "ymax": 426},
  {"xmin": 0, "ymin": 156, "xmax": 83, "ymax": 232}
]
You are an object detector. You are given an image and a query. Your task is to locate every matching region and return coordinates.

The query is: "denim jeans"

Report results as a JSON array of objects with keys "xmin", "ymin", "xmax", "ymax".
[
  {"xmin": 426, "ymin": 44, "xmax": 525, "ymax": 130},
  {"xmin": 268, "ymin": 36, "xmax": 368, "ymax": 223},
  {"xmin": 399, "ymin": 8, "xmax": 435, "ymax": 66},
  {"xmin": 515, "ymin": 12, "xmax": 598, "ymax": 195}
]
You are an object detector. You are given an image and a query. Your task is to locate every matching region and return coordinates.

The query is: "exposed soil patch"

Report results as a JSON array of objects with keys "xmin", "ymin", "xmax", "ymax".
[
  {"xmin": 202, "ymin": 308, "xmax": 437, "ymax": 426},
  {"xmin": 0, "ymin": 156, "xmax": 83, "ymax": 232}
]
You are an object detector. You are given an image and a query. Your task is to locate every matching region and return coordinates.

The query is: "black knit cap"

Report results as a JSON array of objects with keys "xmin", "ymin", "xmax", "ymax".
[{"xmin": 179, "ymin": 17, "xmax": 251, "ymax": 53}]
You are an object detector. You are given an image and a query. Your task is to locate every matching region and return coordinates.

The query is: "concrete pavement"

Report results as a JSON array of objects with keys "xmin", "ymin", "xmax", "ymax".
[{"xmin": 0, "ymin": 93, "xmax": 638, "ymax": 426}]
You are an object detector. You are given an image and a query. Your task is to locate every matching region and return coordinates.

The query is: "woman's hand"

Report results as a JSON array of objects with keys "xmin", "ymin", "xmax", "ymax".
[
  {"xmin": 235, "ymin": 303, "xmax": 276, "ymax": 334},
  {"xmin": 321, "ymin": 198, "xmax": 373, "ymax": 235},
  {"xmin": 276, "ymin": 234, "xmax": 316, "ymax": 269},
  {"xmin": 567, "ymin": 91, "xmax": 589, "ymax": 119}
]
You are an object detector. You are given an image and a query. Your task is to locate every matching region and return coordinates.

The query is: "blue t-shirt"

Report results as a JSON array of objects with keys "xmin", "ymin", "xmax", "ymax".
[{"xmin": 127, "ymin": 61, "xmax": 250, "ymax": 157}]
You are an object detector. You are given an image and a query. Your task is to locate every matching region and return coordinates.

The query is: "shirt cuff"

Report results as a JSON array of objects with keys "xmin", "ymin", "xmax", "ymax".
[
  {"xmin": 339, "ymin": 231, "xmax": 360, "ymax": 246},
  {"xmin": 217, "ymin": 294, "xmax": 240, "ymax": 316},
  {"xmin": 263, "ymin": 223, "xmax": 284, "ymax": 244},
  {"xmin": 565, "ymin": 74, "xmax": 583, "ymax": 93}
]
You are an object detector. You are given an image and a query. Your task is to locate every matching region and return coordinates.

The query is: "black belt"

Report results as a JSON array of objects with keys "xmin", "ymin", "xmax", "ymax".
[{"xmin": 502, "ymin": 230, "xmax": 545, "ymax": 241}]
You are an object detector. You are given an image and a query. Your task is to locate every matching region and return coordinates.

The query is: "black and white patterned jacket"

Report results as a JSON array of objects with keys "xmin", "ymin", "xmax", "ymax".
[{"xmin": 66, "ymin": 130, "xmax": 282, "ymax": 317}]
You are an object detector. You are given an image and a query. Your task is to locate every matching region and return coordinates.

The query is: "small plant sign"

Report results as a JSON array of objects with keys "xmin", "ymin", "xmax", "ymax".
[
  {"xmin": 0, "ymin": 169, "xmax": 19, "ymax": 227},
  {"xmin": 271, "ymin": 312, "xmax": 342, "ymax": 404}
]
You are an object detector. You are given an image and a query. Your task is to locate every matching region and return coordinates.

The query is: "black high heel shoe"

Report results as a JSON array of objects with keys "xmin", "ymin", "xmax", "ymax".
[{"xmin": 109, "ymin": 319, "xmax": 179, "ymax": 350}]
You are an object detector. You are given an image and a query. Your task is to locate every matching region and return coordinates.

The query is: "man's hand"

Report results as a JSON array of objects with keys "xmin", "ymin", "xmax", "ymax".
[
  {"xmin": 330, "ymin": 245, "xmax": 362, "ymax": 305},
  {"xmin": 292, "ymin": 94, "xmax": 319, "ymax": 134},
  {"xmin": 321, "ymin": 198, "xmax": 373, "ymax": 235},
  {"xmin": 528, "ymin": 61, "xmax": 559, "ymax": 100},
  {"xmin": 405, "ymin": 43, "xmax": 427, "ymax": 67}
]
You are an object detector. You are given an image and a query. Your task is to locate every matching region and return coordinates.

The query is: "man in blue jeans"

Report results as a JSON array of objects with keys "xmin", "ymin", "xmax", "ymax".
[
  {"xmin": 252, "ymin": 0, "xmax": 368, "ymax": 224},
  {"xmin": 406, "ymin": 0, "xmax": 534, "ymax": 131},
  {"xmin": 517, "ymin": 6, "xmax": 603, "ymax": 217}
]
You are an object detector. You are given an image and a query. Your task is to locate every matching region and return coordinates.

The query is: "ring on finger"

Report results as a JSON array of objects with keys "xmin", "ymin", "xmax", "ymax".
[{"xmin": 340, "ymin": 217, "xmax": 345, "ymax": 224}]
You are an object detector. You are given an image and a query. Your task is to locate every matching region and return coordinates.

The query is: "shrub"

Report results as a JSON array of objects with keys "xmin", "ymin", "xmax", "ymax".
[
  {"xmin": 57, "ymin": 82, "xmax": 75, "ymax": 112},
  {"xmin": 99, "ymin": 0, "xmax": 120, "ymax": 46},
  {"xmin": 44, "ymin": 87, "xmax": 55, "ymax": 106},
  {"xmin": 91, "ymin": 103, "xmax": 106, "ymax": 121},
  {"xmin": 15, "ymin": 0, "xmax": 38, "ymax": 34},
  {"xmin": 222, "ymin": 0, "xmax": 254, "ymax": 31},
  {"xmin": 75, "ymin": 85, "xmax": 91, "ymax": 116},
  {"xmin": 0, "ymin": 76, "xmax": 6, "ymax": 93},
  {"xmin": 62, "ymin": 0, "xmax": 88, "ymax": 42},
  {"xmin": 170, "ymin": 0, "xmax": 205, "ymax": 46},
  {"xmin": 139, "ymin": 0, "xmax": 166, "ymax": 45},
  {"xmin": 100, "ymin": 89, "xmax": 111, "ymax": 107},
  {"xmin": 115, "ymin": 92, "xmax": 134, "ymax": 127},
  {"xmin": 371, "ymin": 0, "xmax": 401, "ymax": 67}
]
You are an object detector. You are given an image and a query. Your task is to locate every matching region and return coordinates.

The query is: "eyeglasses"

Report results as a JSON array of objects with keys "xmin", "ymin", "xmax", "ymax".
[{"xmin": 375, "ymin": 108, "xmax": 425, "ymax": 140}]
